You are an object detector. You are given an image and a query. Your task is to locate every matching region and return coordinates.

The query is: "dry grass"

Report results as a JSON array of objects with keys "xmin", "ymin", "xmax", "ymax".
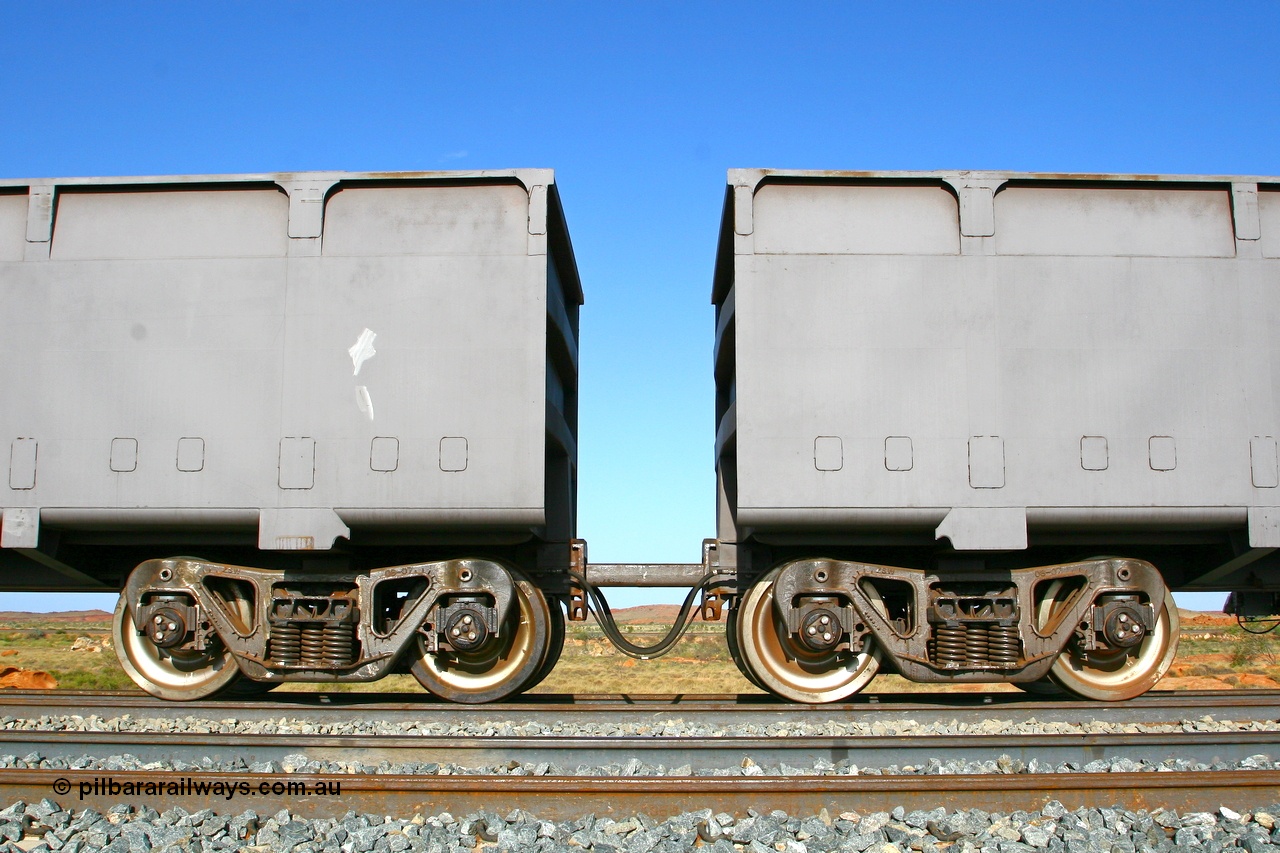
[
  {"xmin": 0, "ymin": 612, "xmax": 1276, "ymax": 697},
  {"xmin": 1161, "ymin": 621, "xmax": 1280, "ymax": 689},
  {"xmin": 0, "ymin": 625, "xmax": 126, "ymax": 690},
  {"xmin": 530, "ymin": 627, "xmax": 760, "ymax": 695}
]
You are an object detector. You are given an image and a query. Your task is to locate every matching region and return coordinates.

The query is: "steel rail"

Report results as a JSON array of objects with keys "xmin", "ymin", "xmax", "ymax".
[
  {"xmin": 1, "ymin": 768, "xmax": 1277, "ymax": 820},
  {"xmin": 1, "ymin": 689, "xmax": 1277, "ymax": 728},
  {"xmin": 2, "ymin": 729, "xmax": 1277, "ymax": 772}
]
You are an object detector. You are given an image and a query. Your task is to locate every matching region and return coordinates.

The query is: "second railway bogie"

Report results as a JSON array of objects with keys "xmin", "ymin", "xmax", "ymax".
[{"xmin": 724, "ymin": 556, "xmax": 1179, "ymax": 703}]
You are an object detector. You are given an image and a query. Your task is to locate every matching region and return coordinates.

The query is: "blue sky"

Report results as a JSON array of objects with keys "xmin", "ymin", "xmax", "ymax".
[{"xmin": 2, "ymin": 2, "xmax": 1277, "ymax": 611}]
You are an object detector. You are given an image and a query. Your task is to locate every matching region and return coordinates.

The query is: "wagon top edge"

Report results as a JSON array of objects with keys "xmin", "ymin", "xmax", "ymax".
[
  {"xmin": 0, "ymin": 168, "xmax": 557, "ymax": 190},
  {"xmin": 725, "ymin": 168, "xmax": 1280, "ymax": 187}
]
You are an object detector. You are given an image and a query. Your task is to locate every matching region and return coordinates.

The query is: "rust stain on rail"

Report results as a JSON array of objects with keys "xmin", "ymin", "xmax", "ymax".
[{"xmin": 2, "ymin": 770, "xmax": 1278, "ymax": 820}]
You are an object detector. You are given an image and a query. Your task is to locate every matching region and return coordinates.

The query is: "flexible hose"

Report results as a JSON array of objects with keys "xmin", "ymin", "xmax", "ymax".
[
  {"xmin": 566, "ymin": 570, "xmax": 724, "ymax": 660},
  {"xmin": 1236, "ymin": 613, "xmax": 1280, "ymax": 635}
]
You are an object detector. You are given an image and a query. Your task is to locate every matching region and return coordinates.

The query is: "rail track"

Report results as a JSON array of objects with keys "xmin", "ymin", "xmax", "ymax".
[
  {"xmin": 2, "ymin": 768, "xmax": 1277, "ymax": 820},
  {"xmin": 7, "ymin": 725, "xmax": 1280, "ymax": 772},
  {"xmin": 1, "ymin": 687, "xmax": 1277, "ymax": 726},
  {"xmin": 0, "ymin": 690, "xmax": 1278, "ymax": 822}
]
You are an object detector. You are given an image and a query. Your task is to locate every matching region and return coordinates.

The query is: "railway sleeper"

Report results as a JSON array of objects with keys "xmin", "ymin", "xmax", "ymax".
[
  {"xmin": 114, "ymin": 556, "xmax": 558, "ymax": 703},
  {"xmin": 732, "ymin": 557, "xmax": 1178, "ymax": 703}
]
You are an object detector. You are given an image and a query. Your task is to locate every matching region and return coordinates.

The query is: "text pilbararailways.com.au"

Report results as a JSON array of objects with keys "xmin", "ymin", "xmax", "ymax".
[{"xmin": 53, "ymin": 777, "xmax": 342, "ymax": 801}]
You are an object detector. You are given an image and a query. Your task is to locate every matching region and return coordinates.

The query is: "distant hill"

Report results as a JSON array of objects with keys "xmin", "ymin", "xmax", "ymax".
[
  {"xmin": 1179, "ymin": 608, "xmax": 1231, "ymax": 626},
  {"xmin": 596, "ymin": 603, "xmax": 727, "ymax": 624},
  {"xmin": 0, "ymin": 610, "xmax": 112, "ymax": 623}
]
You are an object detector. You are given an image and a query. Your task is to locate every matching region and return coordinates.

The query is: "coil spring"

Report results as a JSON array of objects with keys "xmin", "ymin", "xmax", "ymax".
[
  {"xmin": 269, "ymin": 624, "xmax": 301, "ymax": 666},
  {"xmin": 930, "ymin": 623, "xmax": 1020, "ymax": 667},
  {"xmin": 930, "ymin": 624, "xmax": 967, "ymax": 665},
  {"xmin": 269, "ymin": 623, "xmax": 356, "ymax": 668},
  {"xmin": 322, "ymin": 622, "xmax": 356, "ymax": 667},
  {"xmin": 987, "ymin": 624, "xmax": 1020, "ymax": 666},
  {"xmin": 964, "ymin": 624, "xmax": 990, "ymax": 666},
  {"xmin": 299, "ymin": 625, "xmax": 327, "ymax": 667}
]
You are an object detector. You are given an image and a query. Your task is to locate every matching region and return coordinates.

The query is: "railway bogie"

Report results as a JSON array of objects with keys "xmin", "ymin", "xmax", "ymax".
[
  {"xmin": 115, "ymin": 556, "xmax": 564, "ymax": 702},
  {"xmin": 725, "ymin": 556, "xmax": 1179, "ymax": 703}
]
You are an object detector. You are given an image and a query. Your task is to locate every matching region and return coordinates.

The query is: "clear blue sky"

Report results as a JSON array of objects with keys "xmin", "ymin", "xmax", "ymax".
[{"xmin": 2, "ymin": 3, "xmax": 1276, "ymax": 611}]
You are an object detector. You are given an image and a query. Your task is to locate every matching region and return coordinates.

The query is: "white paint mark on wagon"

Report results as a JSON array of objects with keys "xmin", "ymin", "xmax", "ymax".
[
  {"xmin": 348, "ymin": 328, "xmax": 377, "ymax": 376},
  {"xmin": 355, "ymin": 386, "xmax": 375, "ymax": 422}
]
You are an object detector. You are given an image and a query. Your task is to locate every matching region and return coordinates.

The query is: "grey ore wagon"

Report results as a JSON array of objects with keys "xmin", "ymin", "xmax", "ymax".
[
  {"xmin": 713, "ymin": 169, "xmax": 1280, "ymax": 701},
  {"xmin": 0, "ymin": 170, "xmax": 581, "ymax": 702}
]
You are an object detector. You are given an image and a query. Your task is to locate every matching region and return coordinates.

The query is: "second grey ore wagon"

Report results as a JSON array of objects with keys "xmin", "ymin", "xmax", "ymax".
[
  {"xmin": 2, "ymin": 166, "xmax": 1279, "ymax": 703},
  {"xmin": 713, "ymin": 169, "xmax": 1280, "ymax": 701}
]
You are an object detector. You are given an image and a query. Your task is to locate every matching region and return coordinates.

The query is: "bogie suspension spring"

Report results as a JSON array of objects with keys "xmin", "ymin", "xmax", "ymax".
[
  {"xmin": 928, "ymin": 623, "xmax": 1020, "ymax": 668},
  {"xmin": 269, "ymin": 622, "xmax": 357, "ymax": 668}
]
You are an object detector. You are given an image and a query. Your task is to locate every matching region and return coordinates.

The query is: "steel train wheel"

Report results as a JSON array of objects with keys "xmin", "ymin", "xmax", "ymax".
[
  {"xmin": 725, "ymin": 608, "xmax": 767, "ymax": 691},
  {"xmin": 410, "ymin": 570, "xmax": 551, "ymax": 704},
  {"xmin": 521, "ymin": 595, "xmax": 566, "ymax": 692},
  {"xmin": 1038, "ymin": 580, "xmax": 1179, "ymax": 701},
  {"xmin": 735, "ymin": 567, "xmax": 882, "ymax": 703},
  {"xmin": 112, "ymin": 592, "xmax": 243, "ymax": 701}
]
